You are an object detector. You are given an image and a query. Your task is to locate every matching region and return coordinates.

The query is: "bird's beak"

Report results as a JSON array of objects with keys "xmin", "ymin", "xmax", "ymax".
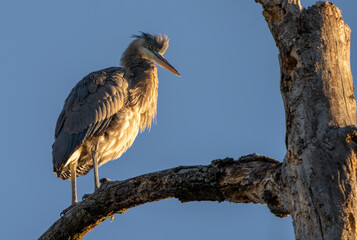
[{"xmin": 153, "ymin": 51, "xmax": 181, "ymax": 77}]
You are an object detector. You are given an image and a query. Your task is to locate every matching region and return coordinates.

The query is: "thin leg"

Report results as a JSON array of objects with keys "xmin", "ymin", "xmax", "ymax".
[
  {"xmin": 60, "ymin": 162, "xmax": 78, "ymax": 215},
  {"xmin": 92, "ymin": 145, "xmax": 100, "ymax": 191},
  {"xmin": 70, "ymin": 162, "xmax": 78, "ymax": 204}
]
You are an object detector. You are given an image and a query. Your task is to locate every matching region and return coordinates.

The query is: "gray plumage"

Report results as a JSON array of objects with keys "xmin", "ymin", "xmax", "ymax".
[{"xmin": 52, "ymin": 33, "xmax": 180, "ymax": 204}]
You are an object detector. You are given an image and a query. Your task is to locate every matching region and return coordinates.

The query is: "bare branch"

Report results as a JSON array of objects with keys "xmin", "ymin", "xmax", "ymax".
[
  {"xmin": 40, "ymin": 2, "xmax": 357, "ymax": 239},
  {"xmin": 39, "ymin": 154, "xmax": 288, "ymax": 240}
]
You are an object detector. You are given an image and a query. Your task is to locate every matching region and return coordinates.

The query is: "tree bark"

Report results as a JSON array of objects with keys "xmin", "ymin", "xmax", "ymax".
[
  {"xmin": 40, "ymin": 1, "xmax": 357, "ymax": 239},
  {"xmin": 39, "ymin": 155, "xmax": 287, "ymax": 240},
  {"xmin": 255, "ymin": 0, "xmax": 357, "ymax": 239}
]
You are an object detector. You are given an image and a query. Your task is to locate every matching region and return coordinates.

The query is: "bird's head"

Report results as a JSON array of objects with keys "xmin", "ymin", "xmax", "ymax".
[{"xmin": 129, "ymin": 32, "xmax": 181, "ymax": 76}]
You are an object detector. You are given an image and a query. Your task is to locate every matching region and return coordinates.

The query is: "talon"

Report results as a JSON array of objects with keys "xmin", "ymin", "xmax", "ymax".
[
  {"xmin": 100, "ymin": 178, "xmax": 111, "ymax": 184},
  {"xmin": 60, "ymin": 202, "xmax": 79, "ymax": 216},
  {"xmin": 82, "ymin": 194, "xmax": 91, "ymax": 201}
]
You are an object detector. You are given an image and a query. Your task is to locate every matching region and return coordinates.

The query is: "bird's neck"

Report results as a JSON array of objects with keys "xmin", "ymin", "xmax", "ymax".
[
  {"xmin": 121, "ymin": 48, "xmax": 159, "ymax": 132},
  {"xmin": 121, "ymin": 52, "xmax": 157, "ymax": 88},
  {"xmin": 121, "ymin": 54, "xmax": 151, "ymax": 74},
  {"xmin": 121, "ymin": 42, "xmax": 153, "ymax": 75}
]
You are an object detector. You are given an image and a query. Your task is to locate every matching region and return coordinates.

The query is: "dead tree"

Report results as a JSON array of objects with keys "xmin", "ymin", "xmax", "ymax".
[{"xmin": 39, "ymin": 0, "xmax": 357, "ymax": 239}]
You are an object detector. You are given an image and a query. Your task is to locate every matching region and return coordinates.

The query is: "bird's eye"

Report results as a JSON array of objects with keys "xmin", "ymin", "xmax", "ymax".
[{"xmin": 149, "ymin": 44, "xmax": 154, "ymax": 50}]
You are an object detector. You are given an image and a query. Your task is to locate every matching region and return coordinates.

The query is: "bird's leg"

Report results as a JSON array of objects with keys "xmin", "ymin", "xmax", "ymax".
[
  {"xmin": 60, "ymin": 162, "xmax": 78, "ymax": 216},
  {"xmin": 92, "ymin": 144, "xmax": 100, "ymax": 191},
  {"xmin": 70, "ymin": 162, "xmax": 78, "ymax": 204}
]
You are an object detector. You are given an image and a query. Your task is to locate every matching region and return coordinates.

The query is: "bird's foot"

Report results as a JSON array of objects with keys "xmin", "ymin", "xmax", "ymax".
[
  {"xmin": 100, "ymin": 177, "xmax": 111, "ymax": 184},
  {"xmin": 82, "ymin": 178, "xmax": 112, "ymax": 201},
  {"xmin": 82, "ymin": 193, "xmax": 92, "ymax": 201},
  {"xmin": 60, "ymin": 202, "xmax": 79, "ymax": 216}
]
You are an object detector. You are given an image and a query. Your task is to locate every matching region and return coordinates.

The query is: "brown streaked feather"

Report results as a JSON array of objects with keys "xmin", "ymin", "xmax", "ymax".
[
  {"xmin": 53, "ymin": 61, "xmax": 160, "ymax": 179},
  {"xmin": 52, "ymin": 67, "xmax": 129, "ymax": 176},
  {"xmin": 53, "ymin": 33, "xmax": 176, "ymax": 180},
  {"xmin": 63, "ymin": 69, "xmax": 127, "ymax": 134}
]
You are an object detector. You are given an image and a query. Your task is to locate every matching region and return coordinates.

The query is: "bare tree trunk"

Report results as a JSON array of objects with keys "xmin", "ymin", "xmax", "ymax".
[
  {"xmin": 39, "ymin": 1, "xmax": 357, "ymax": 239},
  {"xmin": 256, "ymin": 0, "xmax": 357, "ymax": 239}
]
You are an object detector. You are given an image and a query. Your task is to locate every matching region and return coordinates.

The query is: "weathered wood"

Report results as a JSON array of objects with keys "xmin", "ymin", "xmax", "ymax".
[
  {"xmin": 39, "ymin": 155, "xmax": 287, "ymax": 240},
  {"xmin": 256, "ymin": 0, "xmax": 357, "ymax": 239},
  {"xmin": 40, "ymin": 1, "xmax": 357, "ymax": 239}
]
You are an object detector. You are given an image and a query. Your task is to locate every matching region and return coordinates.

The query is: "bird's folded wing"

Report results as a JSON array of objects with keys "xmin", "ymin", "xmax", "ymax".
[{"xmin": 53, "ymin": 67, "xmax": 128, "ymax": 173}]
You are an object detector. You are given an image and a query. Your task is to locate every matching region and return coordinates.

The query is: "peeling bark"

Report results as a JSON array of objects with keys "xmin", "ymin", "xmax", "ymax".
[
  {"xmin": 39, "ymin": 155, "xmax": 288, "ymax": 240},
  {"xmin": 256, "ymin": 0, "xmax": 357, "ymax": 239}
]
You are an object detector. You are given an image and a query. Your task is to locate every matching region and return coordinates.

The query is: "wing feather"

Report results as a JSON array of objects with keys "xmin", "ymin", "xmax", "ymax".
[{"xmin": 52, "ymin": 67, "xmax": 128, "ymax": 175}]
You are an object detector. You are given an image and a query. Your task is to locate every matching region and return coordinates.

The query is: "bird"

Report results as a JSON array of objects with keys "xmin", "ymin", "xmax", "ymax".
[{"xmin": 52, "ymin": 32, "xmax": 180, "ymax": 207}]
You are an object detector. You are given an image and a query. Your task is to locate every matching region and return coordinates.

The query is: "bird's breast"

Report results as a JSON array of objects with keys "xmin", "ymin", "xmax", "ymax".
[
  {"xmin": 80, "ymin": 69, "xmax": 159, "ymax": 168},
  {"xmin": 96, "ymin": 108, "xmax": 141, "ymax": 166}
]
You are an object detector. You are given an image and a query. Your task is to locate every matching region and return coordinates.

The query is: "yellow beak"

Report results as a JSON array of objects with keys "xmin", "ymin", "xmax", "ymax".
[{"xmin": 152, "ymin": 51, "xmax": 181, "ymax": 77}]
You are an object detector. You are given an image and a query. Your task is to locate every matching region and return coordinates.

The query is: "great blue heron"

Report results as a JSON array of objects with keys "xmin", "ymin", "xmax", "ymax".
[{"xmin": 52, "ymin": 32, "xmax": 180, "ymax": 207}]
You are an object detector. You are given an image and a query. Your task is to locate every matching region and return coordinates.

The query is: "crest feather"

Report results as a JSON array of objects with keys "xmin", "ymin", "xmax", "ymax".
[{"xmin": 132, "ymin": 32, "xmax": 169, "ymax": 54}]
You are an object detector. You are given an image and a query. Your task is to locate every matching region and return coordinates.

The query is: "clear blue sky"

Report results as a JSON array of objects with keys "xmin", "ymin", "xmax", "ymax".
[{"xmin": 1, "ymin": 1, "xmax": 356, "ymax": 239}]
